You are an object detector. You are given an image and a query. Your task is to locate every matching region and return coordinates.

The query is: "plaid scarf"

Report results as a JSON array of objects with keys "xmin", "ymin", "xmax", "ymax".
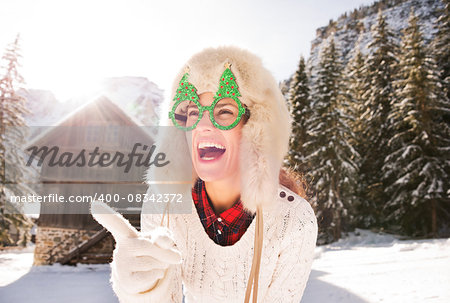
[{"xmin": 192, "ymin": 178, "xmax": 255, "ymax": 246}]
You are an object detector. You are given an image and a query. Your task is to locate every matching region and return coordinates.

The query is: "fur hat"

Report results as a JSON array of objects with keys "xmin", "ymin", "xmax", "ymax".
[{"xmin": 147, "ymin": 46, "xmax": 292, "ymax": 215}]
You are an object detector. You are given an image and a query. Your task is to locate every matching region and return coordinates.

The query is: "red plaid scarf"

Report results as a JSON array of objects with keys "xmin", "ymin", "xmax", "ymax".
[{"xmin": 192, "ymin": 178, "xmax": 255, "ymax": 246}]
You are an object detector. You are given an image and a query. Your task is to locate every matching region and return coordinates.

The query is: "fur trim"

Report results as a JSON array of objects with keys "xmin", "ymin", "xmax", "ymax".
[{"xmin": 147, "ymin": 46, "xmax": 291, "ymax": 214}]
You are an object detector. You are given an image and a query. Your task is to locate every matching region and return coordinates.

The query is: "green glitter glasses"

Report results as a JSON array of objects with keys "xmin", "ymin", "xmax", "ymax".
[{"xmin": 169, "ymin": 64, "xmax": 250, "ymax": 131}]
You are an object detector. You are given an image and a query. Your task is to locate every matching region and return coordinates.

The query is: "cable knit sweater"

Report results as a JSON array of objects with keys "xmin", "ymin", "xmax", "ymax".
[{"xmin": 110, "ymin": 185, "xmax": 318, "ymax": 303}]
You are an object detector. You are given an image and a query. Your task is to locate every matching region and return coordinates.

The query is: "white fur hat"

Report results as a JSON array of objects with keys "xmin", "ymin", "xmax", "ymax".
[{"xmin": 147, "ymin": 46, "xmax": 292, "ymax": 214}]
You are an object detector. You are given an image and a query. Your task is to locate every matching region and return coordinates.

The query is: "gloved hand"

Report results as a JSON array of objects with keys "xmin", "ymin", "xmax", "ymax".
[{"xmin": 91, "ymin": 201, "xmax": 182, "ymax": 296}]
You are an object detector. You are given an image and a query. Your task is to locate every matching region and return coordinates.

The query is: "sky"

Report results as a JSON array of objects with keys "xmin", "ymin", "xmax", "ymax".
[{"xmin": 0, "ymin": 0, "xmax": 375, "ymax": 102}]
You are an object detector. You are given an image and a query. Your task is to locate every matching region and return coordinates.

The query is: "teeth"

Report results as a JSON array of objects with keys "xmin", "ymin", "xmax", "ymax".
[
  {"xmin": 198, "ymin": 142, "xmax": 225, "ymax": 150},
  {"xmin": 202, "ymin": 157, "xmax": 215, "ymax": 160}
]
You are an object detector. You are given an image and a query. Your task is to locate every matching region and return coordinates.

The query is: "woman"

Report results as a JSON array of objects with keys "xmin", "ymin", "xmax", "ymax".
[{"xmin": 92, "ymin": 46, "xmax": 317, "ymax": 303}]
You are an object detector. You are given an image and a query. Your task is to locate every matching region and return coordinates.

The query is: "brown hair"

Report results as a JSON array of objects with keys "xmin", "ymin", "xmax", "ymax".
[{"xmin": 279, "ymin": 167, "xmax": 308, "ymax": 199}]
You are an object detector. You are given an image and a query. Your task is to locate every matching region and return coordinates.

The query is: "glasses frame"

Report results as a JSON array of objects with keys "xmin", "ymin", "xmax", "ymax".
[{"xmin": 169, "ymin": 95, "xmax": 250, "ymax": 131}]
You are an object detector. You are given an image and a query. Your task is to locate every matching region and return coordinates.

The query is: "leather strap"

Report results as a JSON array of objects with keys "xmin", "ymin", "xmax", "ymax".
[
  {"xmin": 244, "ymin": 205, "xmax": 263, "ymax": 303},
  {"xmin": 160, "ymin": 202, "xmax": 170, "ymax": 228}
]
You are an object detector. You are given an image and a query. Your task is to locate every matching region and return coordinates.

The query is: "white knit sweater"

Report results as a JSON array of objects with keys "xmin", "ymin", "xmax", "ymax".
[{"xmin": 110, "ymin": 185, "xmax": 318, "ymax": 303}]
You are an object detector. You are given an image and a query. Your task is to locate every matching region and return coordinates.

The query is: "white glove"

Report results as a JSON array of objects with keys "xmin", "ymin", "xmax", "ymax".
[{"xmin": 91, "ymin": 201, "xmax": 182, "ymax": 297}]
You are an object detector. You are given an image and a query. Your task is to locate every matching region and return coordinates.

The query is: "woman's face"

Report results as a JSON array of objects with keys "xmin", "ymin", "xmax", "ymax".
[{"xmin": 187, "ymin": 92, "xmax": 243, "ymax": 183}]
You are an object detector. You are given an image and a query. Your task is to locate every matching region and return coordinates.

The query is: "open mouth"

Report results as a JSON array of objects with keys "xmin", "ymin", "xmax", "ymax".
[{"xmin": 197, "ymin": 142, "xmax": 226, "ymax": 161}]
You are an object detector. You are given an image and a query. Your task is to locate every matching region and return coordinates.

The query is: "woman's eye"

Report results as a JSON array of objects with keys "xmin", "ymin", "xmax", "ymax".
[
  {"xmin": 188, "ymin": 110, "xmax": 199, "ymax": 117},
  {"xmin": 219, "ymin": 109, "xmax": 233, "ymax": 115}
]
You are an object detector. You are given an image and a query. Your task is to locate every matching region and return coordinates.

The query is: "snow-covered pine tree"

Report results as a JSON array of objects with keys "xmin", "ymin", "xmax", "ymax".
[
  {"xmin": 383, "ymin": 10, "xmax": 450, "ymax": 237},
  {"xmin": 305, "ymin": 36, "xmax": 359, "ymax": 243},
  {"xmin": 359, "ymin": 11, "xmax": 399, "ymax": 229},
  {"xmin": 344, "ymin": 34, "xmax": 377, "ymax": 228},
  {"xmin": 0, "ymin": 35, "xmax": 34, "ymax": 247},
  {"xmin": 345, "ymin": 35, "xmax": 367, "ymax": 147},
  {"xmin": 287, "ymin": 56, "xmax": 311, "ymax": 173}
]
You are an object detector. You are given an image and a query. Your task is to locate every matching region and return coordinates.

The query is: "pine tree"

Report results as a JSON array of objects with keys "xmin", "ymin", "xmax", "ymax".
[
  {"xmin": 0, "ymin": 35, "xmax": 34, "ymax": 246},
  {"xmin": 305, "ymin": 37, "xmax": 359, "ymax": 243},
  {"xmin": 346, "ymin": 37, "xmax": 367, "ymax": 143},
  {"xmin": 383, "ymin": 10, "xmax": 450, "ymax": 237},
  {"xmin": 359, "ymin": 11, "xmax": 400, "ymax": 229},
  {"xmin": 287, "ymin": 56, "xmax": 311, "ymax": 173},
  {"xmin": 344, "ymin": 36, "xmax": 376, "ymax": 228}
]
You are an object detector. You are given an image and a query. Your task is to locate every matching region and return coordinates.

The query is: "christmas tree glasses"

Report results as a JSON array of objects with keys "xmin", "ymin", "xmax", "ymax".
[{"xmin": 169, "ymin": 65, "xmax": 250, "ymax": 131}]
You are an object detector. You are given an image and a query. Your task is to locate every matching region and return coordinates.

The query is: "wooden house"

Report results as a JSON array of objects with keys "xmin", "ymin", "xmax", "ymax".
[{"xmin": 28, "ymin": 96, "xmax": 154, "ymax": 265}]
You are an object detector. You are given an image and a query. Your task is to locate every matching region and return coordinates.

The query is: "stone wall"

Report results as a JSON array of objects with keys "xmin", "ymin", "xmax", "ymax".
[{"xmin": 33, "ymin": 226, "xmax": 115, "ymax": 265}]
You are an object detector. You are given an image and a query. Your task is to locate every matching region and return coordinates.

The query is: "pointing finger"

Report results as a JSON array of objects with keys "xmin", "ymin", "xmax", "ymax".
[{"xmin": 90, "ymin": 201, "xmax": 139, "ymax": 240}]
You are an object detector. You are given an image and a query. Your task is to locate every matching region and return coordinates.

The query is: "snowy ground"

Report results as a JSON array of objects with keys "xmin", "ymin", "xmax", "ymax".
[
  {"xmin": 1, "ymin": 230, "xmax": 449, "ymax": 303},
  {"xmin": 302, "ymin": 230, "xmax": 450, "ymax": 303}
]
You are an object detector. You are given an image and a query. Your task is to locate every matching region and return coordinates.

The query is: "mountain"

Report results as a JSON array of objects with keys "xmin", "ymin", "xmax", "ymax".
[
  {"xmin": 99, "ymin": 76, "xmax": 163, "ymax": 126},
  {"xmin": 20, "ymin": 89, "xmax": 67, "ymax": 127},
  {"xmin": 283, "ymin": 0, "xmax": 444, "ymax": 88}
]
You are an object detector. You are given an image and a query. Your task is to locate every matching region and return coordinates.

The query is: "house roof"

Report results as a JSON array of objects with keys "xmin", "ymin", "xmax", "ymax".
[{"xmin": 26, "ymin": 95, "xmax": 154, "ymax": 149}]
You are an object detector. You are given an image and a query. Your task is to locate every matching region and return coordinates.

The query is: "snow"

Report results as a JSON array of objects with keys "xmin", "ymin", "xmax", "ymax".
[
  {"xmin": 0, "ymin": 244, "xmax": 116, "ymax": 303},
  {"xmin": 302, "ymin": 230, "xmax": 450, "ymax": 303},
  {"xmin": 1, "ymin": 231, "xmax": 449, "ymax": 303}
]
